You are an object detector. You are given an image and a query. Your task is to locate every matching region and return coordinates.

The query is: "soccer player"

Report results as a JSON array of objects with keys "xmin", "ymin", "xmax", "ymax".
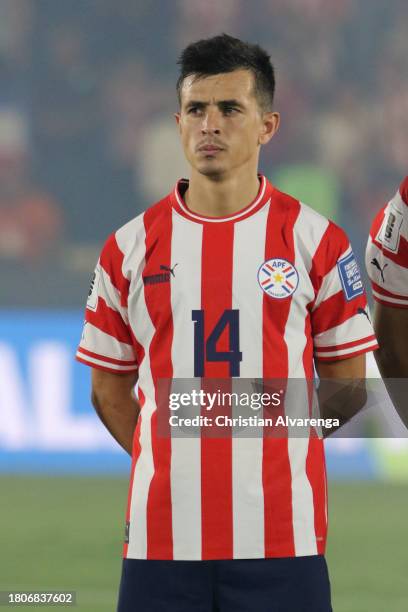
[
  {"xmin": 77, "ymin": 35, "xmax": 378, "ymax": 612},
  {"xmin": 366, "ymin": 176, "xmax": 408, "ymax": 426}
]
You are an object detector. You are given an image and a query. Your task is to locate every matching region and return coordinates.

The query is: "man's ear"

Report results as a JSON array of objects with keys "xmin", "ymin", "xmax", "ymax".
[
  {"xmin": 174, "ymin": 112, "xmax": 181, "ymax": 133},
  {"xmin": 259, "ymin": 111, "xmax": 280, "ymax": 145}
]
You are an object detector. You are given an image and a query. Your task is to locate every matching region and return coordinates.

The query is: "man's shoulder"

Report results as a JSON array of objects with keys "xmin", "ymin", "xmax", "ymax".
[
  {"xmin": 110, "ymin": 192, "xmax": 173, "ymax": 255},
  {"xmin": 368, "ymin": 176, "xmax": 408, "ymax": 246},
  {"xmin": 399, "ymin": 175, "xmax": 408, "ymax": 206},
  {"xmin": 273, "ymin": 185, "xmax": 345, "ymax": 242}
]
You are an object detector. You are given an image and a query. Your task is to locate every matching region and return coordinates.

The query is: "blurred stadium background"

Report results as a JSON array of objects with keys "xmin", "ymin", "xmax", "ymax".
[{"xmin": 1, "ymin": 1, "xmax": 407, "ymax": 610}]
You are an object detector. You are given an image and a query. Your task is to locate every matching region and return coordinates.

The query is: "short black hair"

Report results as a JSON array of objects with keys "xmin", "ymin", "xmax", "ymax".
[{"xmin": 176, "ymin": 34, "xmax": 275, "ymax": 112}]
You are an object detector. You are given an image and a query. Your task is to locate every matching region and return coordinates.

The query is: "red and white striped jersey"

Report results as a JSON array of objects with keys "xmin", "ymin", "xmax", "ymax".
[
  {"xmin": 77, "ymin": 175, "xmax": 377, "ymax": 560},
  {"xmin": 366, "ymin": 176, "xmax": 408, "ymax": 308}
]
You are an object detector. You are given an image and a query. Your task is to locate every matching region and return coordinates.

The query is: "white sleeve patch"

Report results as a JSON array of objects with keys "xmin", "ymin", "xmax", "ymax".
[
  {"xmin": 376, "ymin": 204, "xmax": 404, "ymax": 253},
  {"xmin": 86, "ymin": 264, "xmax": 101, "ymax": 311}
]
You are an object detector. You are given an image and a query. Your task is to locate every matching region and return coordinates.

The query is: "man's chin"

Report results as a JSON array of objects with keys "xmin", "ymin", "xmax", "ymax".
[{"xmin": 196, "ymin": 162, "xmax": 226, "ymax": 180}]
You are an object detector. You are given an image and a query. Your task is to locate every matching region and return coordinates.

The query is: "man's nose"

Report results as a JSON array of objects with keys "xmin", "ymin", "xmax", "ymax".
[{"xmin": 201, "ymin": 108, "xmax": 221, "ymax": 134}]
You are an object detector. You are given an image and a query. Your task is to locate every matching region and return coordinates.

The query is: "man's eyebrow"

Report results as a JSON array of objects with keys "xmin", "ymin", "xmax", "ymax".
[
  {"xmin": 185, "ymin": 100, "xmax": 207, "ymax": 109},
  {"xmin": 218, "ymin": 99, "xmax": 245, "ymax": 109},
  {"xmin": 184, "ymin": 99, "xmax": 246, "ymax": 109}
]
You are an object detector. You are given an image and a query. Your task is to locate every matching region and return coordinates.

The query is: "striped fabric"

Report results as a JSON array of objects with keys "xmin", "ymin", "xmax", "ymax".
[
  {"xmin": 77, "ymin": 176, "xmax": 377, "ymax": 560},
  {"xmin": 366, "ymin": 176, "xmax": 408, "ymax": 308}
]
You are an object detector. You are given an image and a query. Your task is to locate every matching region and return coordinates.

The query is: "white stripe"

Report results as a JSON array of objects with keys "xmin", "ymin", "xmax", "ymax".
[
  {"xmin": 170, "ymin": 211, "xmax": 203, "ymax": 559},
  {"xmin": 79, "ymin": 323, "xmax": 136, "ymax": 363},
  {"xmin": 286, "ymin": 203, "xmax": 329, "ymax": 556},
  {"xmin": 175, "ymin": 176, "xmax": 267, "ymax": 223},
  {"xmin": 366, "ymin": 236, "xmax": 408, "ymax": 294},
  {"xmin": 116, "ymin": 216, "xmax": 156, "ymax": 559},
  {"xmin": 314, "ymin": 313, "xmax": 375, "ymax": 349},
  {"xmin": 76, "ymin": 350, "xmax": 137, "ymax": 371},
  {"xmin": 231, "ymin": 207, "xmax": 268, "ymax": 558},
  {"xmin": 98, "ymin": 266, "xmax": 130, "ymax": 322},
  {"xmin": 315, "ymin": 338, "xmax": 378, "ymax": 358},
  {"xmin": 313, "ymin": 247, "xmax": 352, "ymax": 311},
  {"xmin": 373, "ymin": 290, "xmax": 408, "ymax": 305}
]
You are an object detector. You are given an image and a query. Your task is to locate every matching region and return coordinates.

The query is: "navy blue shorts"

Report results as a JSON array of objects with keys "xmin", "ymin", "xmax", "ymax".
[{"xmin": 117, "ymin": 555, "xmax": 332, "ymax": 612}]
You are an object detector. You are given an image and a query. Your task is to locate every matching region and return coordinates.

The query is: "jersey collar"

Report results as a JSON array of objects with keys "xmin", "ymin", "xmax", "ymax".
[{"xmin": 171, "ymin": 174, "xmax": 274, "ymax": 223}]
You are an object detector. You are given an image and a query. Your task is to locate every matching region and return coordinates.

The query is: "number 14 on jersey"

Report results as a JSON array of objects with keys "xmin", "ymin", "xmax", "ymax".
[{"xmin": 192, "ymin": 309, "xmax": 242, "ymax": 377}]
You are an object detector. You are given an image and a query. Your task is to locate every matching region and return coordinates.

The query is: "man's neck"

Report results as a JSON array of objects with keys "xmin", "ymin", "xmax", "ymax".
[{"xmin": 184, "ymin": 169, "xmax": 261, "ymax": 218}]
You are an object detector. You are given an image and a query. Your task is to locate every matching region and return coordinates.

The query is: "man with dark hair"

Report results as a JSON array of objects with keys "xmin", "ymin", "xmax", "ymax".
[
  {"xmin": 176, "ymin": 35, "xmax": 276, "ymax": 112},
  {"xmin": 77, "ymin": 34, "xmax": 377, "ymax": 611}
]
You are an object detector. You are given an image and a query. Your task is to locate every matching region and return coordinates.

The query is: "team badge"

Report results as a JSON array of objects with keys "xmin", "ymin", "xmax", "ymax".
[{"xmin": 258, "ymin": 258, "xmax": 299, "ymax": 299}]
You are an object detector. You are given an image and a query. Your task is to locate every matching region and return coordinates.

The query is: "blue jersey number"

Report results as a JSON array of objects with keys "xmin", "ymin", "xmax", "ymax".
[{"xmin": 192, "ymin": 309, "xmax": 242, "ymax": 377}]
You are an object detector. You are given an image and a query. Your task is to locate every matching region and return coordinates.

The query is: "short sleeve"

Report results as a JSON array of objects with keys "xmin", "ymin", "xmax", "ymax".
[
  {"xmin": 365, "ymin": 177, "xmax": 408, "ymax": 308},
  {"xmin": 76, "ymin": 233, "xmax": 138, "ymax": 373},
  {"xmin": 310, "ymin": 222, "xmax": 378, "ymax": 362}
]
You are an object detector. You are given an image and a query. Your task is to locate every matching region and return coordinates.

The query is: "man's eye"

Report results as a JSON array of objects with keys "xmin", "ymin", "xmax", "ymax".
[
  {"xmin": 223, "ymin": 107, "xmax": 237, "ymax": 115},
  {"xmin": 188, "ymin": 107, "xmax": 201, "ymax": 114}
]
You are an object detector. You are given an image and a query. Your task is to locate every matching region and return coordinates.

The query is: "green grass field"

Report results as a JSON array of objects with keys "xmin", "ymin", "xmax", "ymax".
[{"xmin": 1, "ymin": 476, "xmax": 407, "ymax": 611}]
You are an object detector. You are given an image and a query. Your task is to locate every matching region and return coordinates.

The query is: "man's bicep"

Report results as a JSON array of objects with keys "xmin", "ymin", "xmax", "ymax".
[
  {"xmin": 373, "ymin": 302, "xmax": 408, "ymax": 377},
  {"xmin": 91, "ymin": 367, "xmax": 138, "ymax": 401},
  {"xmin": 315, "ymin": 353, "xmax": 366, "ymax": 379},
  {"xmin": 373, "ymin": 301, "xmax": 408, "ymax": 340},
  {"xmin": 315, "ymin": 354, "xmax": 367, "ymax": 435}
]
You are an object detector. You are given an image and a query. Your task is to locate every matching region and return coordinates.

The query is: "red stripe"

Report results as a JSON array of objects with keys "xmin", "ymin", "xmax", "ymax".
[
  {"xmin": 77, "ymin": 346, "xmax": 137, "ymax": 366},
  {"xmin": 200, "ymin": 223, "xmax": 234, "ymax": 560},
  {"xmin": 302, "ymin": 308, "xmax": 327, "ymax": 555},
  {"xmin": 316, "ymin": 334, "xmax": 377, "ymax": 352},
  {"xmin": 371, "ymin": 235, "xmax": 408, "ymax": 268},
  {"xmin": 312, "ymin": 291, "xmax": 368, "ymax": 336},
  {"xmin": 85, "ymin": 297, "xmax": 134, "ymax": 345},
  {"xmin": 262, "ymin": 192, "xmax": 299, "ymax": 557},
  {"xmin": 373, "ymin": 295, "xmax": 408, "ymax": 309},
  {"xmin": 369, "ymin": 207, "xmax": 386, "ymax": 241},
  {"xmin": 143, "ymin": 206, "xmax": 174, "ymax": 559},
  {"xmin": 371, "ymin": 281, "xmax": 408, "ymax": 301},
  {"xmin": 75, "ymin": 354, "xmax": 136, "ymax": 374},
  {"xmin": 309, "ymin": 222, "xmax": 348, "ymax": 298},
  {"xmin": 400, "ymin": 176, "xmax": 408, "ymax": 204},
  {"xmin": 302, "ymin": 216, "xmax": 352, "ymax": 556},
  {"xmin": 306, "ymin": 437, "xmax": 327, "ymax": 554},
  {"xmin": 123, "ymin": 389, "xmax": 145, "ymax": 558},
  {"xmin": 100, "ymin": 233, "xmax": 130, "ymax": 307},
  {"xmin": 369, "ymin": 200, "xmax": 408, "ymax": 268},
  {"xmin": 315, "ymin": 343, "xmax": 378, "ymax": 362}
]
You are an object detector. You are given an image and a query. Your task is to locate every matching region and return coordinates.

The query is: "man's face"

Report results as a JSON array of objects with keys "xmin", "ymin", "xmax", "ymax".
[{"xmin": 175, "ymin": 69, "xmax": 279, "ymax": 179}]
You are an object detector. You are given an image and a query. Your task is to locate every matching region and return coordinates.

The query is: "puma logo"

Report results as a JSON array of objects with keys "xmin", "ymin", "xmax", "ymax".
[
  {"xmin": 357, "ymin": 307, "xmax": 371, "ymax": 323},
  {"xmin": 371, "ymin": 258, "xmax": 388, "ymax": 283},
  {"xmin": 160, "ymin": 263, "xmax": 178, "ymax": 277},
  {"xmin": 143, "ymin": 264, "xmax": 179, "ymax": 286}
]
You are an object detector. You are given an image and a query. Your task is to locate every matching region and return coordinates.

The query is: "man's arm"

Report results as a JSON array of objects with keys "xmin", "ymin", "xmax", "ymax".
[
  {"xmin": 91, "ymin": 368, "xmax": 140, "ymax": 456},
  {"xmin": 315, "ymin": 354, "xmax": 367, "ymax": 437},
  {"xmin": 372, "ymin": 302, "xmax": 408, "ymax": 427}
]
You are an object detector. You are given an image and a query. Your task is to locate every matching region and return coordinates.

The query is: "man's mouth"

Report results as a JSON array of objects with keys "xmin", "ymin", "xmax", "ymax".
[{"xmin": 198, "ymin": 145, "xmax": 224, "ymax": 153}]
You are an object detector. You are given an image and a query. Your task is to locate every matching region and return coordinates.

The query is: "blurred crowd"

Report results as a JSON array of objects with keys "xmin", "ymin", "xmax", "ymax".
[{"xmin": 1, "ymin": 0, "xmax": 407, "ymax": 306}]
